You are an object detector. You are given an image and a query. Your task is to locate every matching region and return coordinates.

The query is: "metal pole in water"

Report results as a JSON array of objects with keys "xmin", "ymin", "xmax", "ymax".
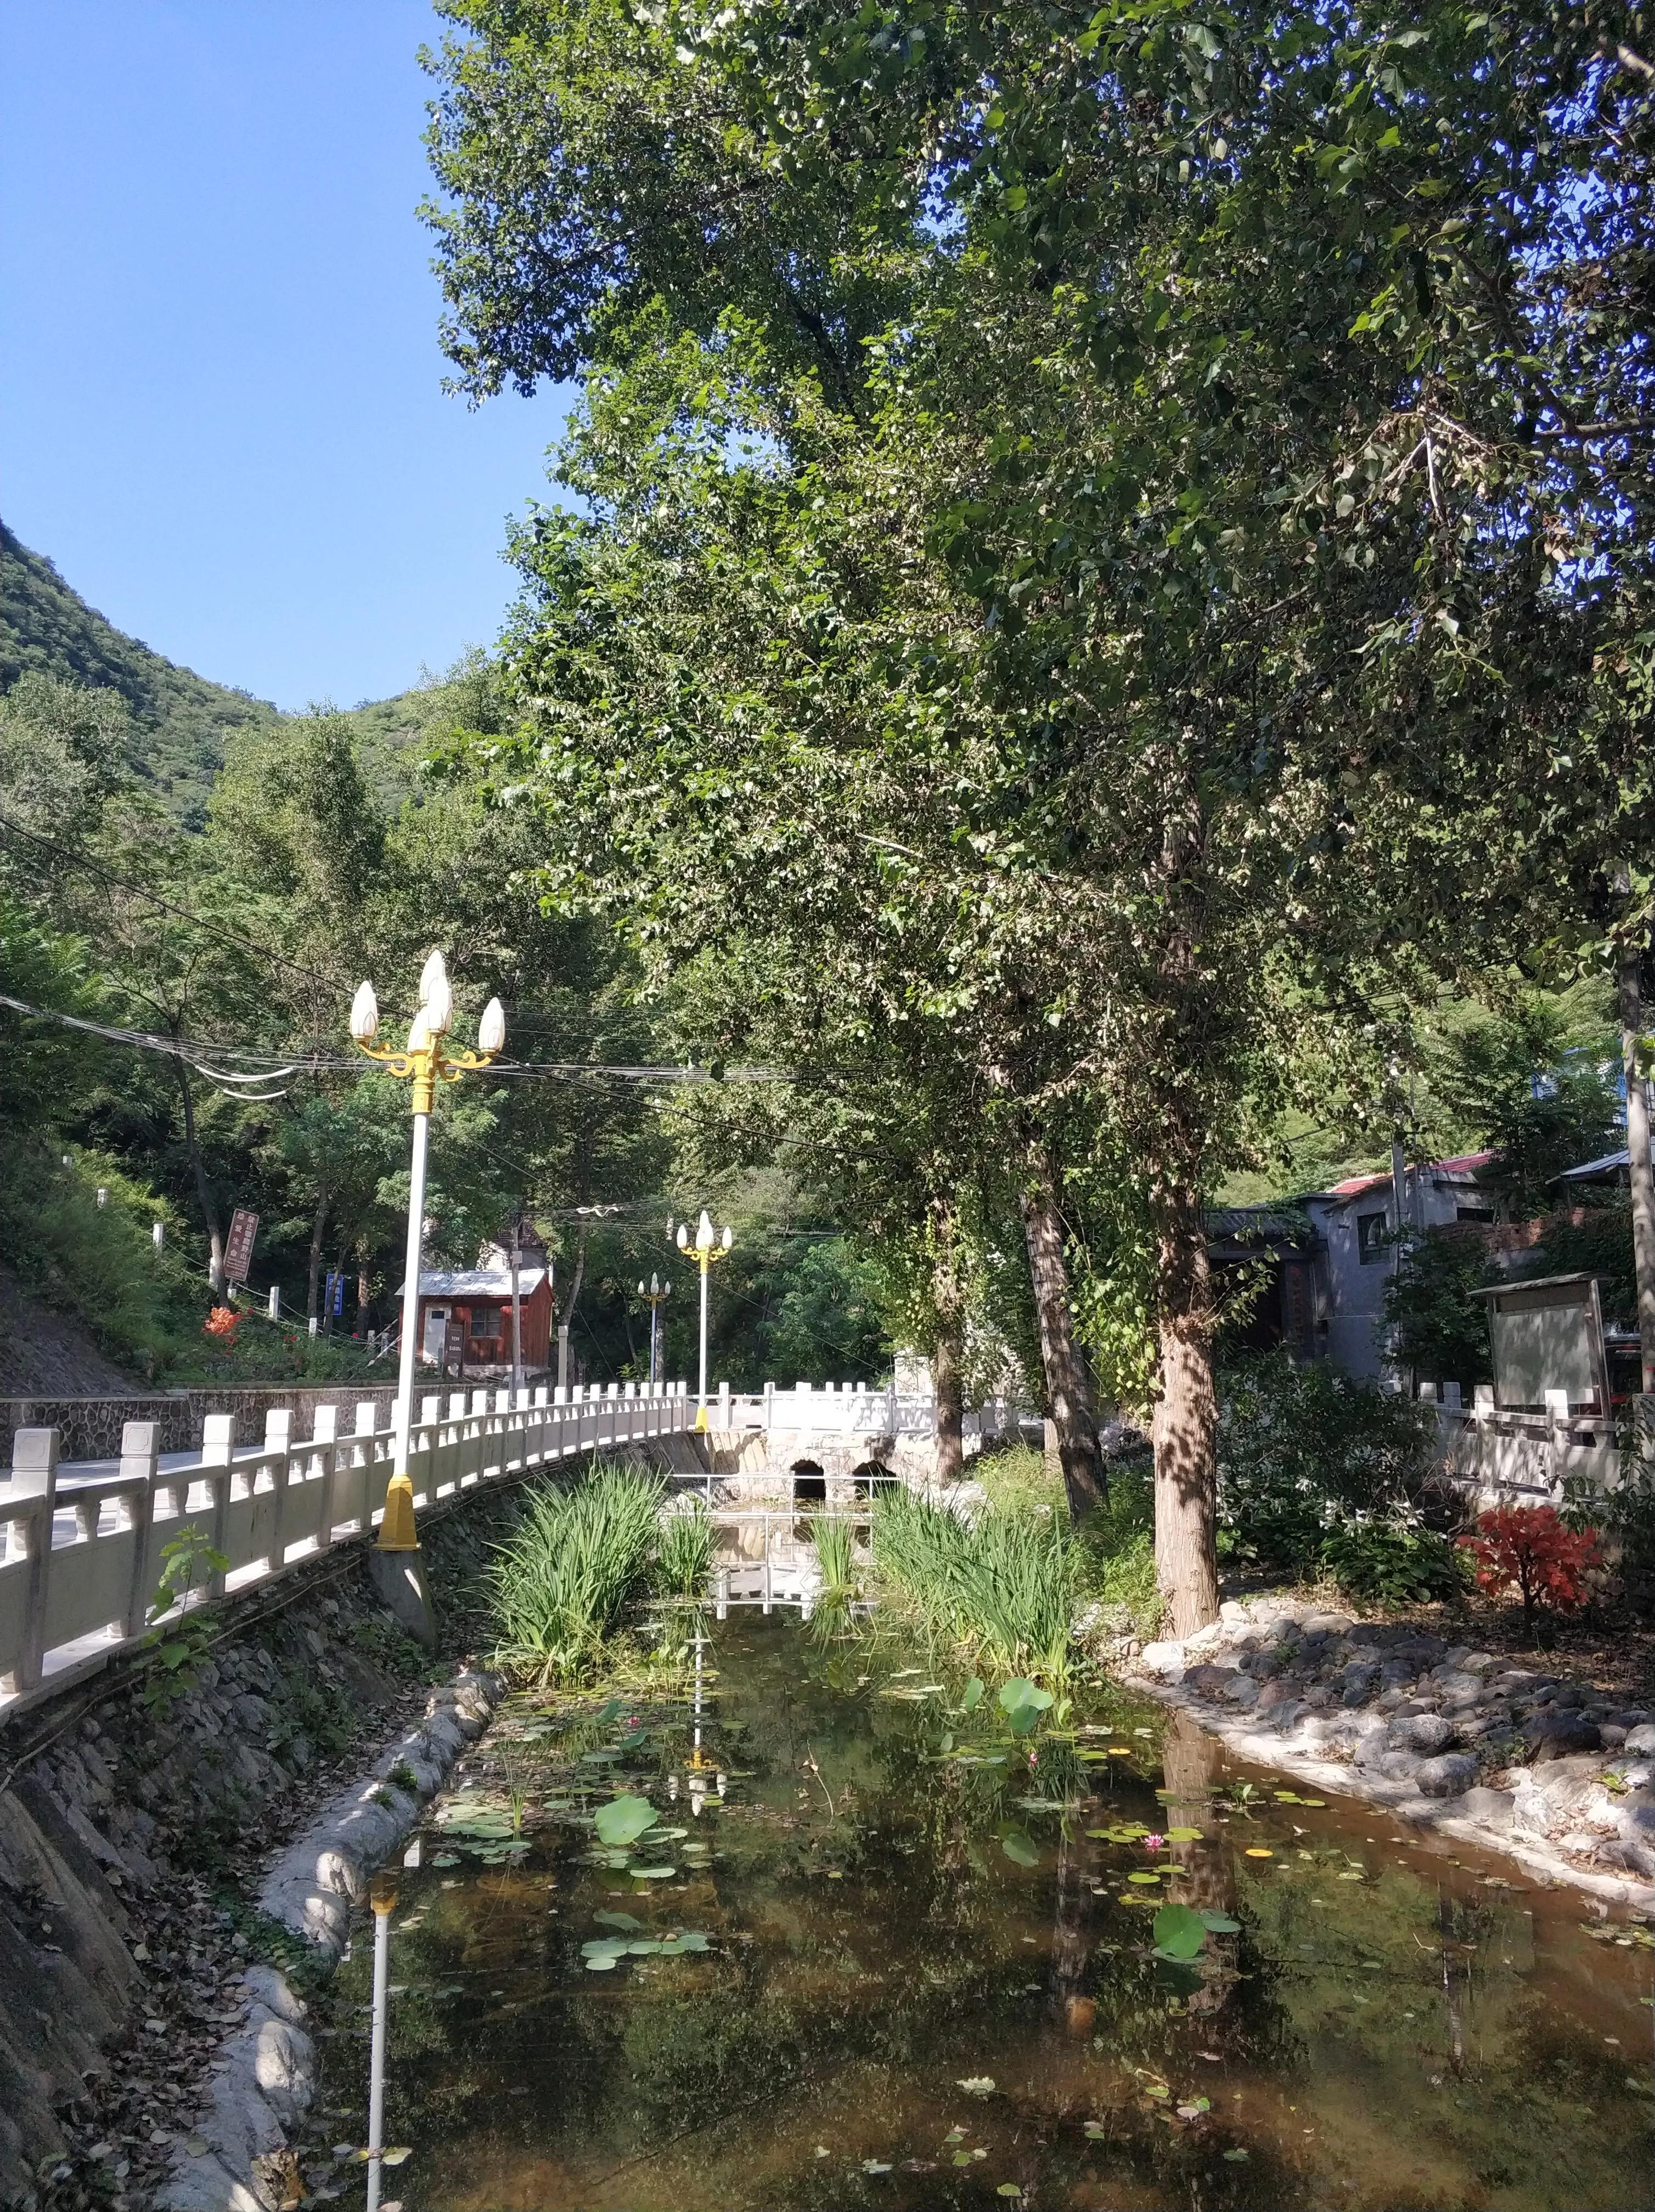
[{"xmin": 365, "ymin": 1870, "xmax": 397, "ymax": 2211}]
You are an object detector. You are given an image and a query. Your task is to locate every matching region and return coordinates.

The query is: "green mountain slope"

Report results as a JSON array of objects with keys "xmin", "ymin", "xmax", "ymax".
[{"xmin": 1, "ymin": 518, "xmax": 283, "ymax": 825}]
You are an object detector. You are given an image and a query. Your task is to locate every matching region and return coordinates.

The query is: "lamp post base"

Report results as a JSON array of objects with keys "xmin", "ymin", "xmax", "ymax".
[{"xmin": 368, "ymin": 1544, "xmax": 438, "ymax": 1650}]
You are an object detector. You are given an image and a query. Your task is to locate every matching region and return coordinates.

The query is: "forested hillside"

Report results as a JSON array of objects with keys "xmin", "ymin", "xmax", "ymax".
[{"xmin": 0, "ymin": 517, "xmax": 282, "ymax": 825}]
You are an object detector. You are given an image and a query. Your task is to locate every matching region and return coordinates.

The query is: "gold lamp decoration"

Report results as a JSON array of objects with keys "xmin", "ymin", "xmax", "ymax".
[
  {"xmin": 350, "ymin": 952, "xmax": 504, "ymax": 1587},
  {"xmin": 673, "ymin": 1208, "xmax": 733, "ymax": 1432}
]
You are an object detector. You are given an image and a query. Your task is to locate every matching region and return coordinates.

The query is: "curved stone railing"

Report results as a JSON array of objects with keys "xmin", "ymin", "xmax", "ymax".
[{"xmin": 0, "ymin": 1379, "xmax": 692, "ymax": 1719}]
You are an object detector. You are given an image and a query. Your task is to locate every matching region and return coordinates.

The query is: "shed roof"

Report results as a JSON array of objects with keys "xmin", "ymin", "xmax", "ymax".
[
  {"xmin": 405, "ymin": 1267, "xmax": 549, "ymax": 1299},
  {"xmin": 1553, "ymin": 1147, "xmax": 1630, "ymax": 1183}
]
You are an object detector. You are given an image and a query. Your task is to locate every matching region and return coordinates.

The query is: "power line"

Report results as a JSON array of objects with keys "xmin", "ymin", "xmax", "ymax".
[{"xmin": 0, "ymin": 809, "xmax": 352, "ymax": 994}]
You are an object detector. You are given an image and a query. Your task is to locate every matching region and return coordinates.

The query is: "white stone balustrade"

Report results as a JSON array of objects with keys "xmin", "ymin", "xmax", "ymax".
[{"xmin": 0, "ymin": 1379, "xmax": 693, "ymax": 1717}]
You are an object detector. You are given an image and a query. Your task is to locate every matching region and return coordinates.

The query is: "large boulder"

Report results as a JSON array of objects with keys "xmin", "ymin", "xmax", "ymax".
[
  {"xmin": 1416, "ymin": 1752, "xmax": 1479, "ymax": 1798},
  {"xmin": 1391, "ymin": 1712, "xmax": 1457, "ymax": 1757},
  {"xmin": 1185, "ymin": 1663, "xmax": 1240, "ymax": 1697},
  {"xmin": 1522, "ymin": 1710, "xmax": 1601, "ymax": 1762},
  {"xmin": 1460, "ymin": 1785, "xmax": 1516, "ymax": 1833},
  {"xmin": 1622, "ymin": 1723, "xmax": 1655, "ymax": 1758},
  {"xmin": 1139, "ymin": 1641, "xmax": 1186, "ymax": 1681}
]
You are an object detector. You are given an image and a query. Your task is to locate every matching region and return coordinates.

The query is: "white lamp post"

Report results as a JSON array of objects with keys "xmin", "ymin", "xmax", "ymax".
[
  {"xmin": 637, "ymin": 1272, "xmax": 671, "ymax": 1392},
  {"xmin": 674, "ymin": 1209, "xmax": 733, "ymax": 1431},
  {"xmin": 350, "ymin": 953, "xmax": 504, "ymax": 1640}
]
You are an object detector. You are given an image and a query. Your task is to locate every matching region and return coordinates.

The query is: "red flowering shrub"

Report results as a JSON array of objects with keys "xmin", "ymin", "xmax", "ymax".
[
  {"xmin": 1459, "ymin": 1505, "xmax": 1602, "ymax": 1627},
  {"xmin": 202, "ymin": 1305, "xmax": 239, "ymax": 1344}
]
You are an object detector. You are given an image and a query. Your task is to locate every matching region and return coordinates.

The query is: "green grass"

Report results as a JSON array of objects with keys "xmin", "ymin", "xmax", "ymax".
[
  {"xmin": 869, "ymin": 1488, "xmax": 1079, "ymax": 1681},
  {"xmin": 810, "ymin": 1514, "xmax": 858, "ymax": 1604},
  {"xmin": 655, "ymin": 1499, "xmax": 716, "ymax": 1601},
  {"xmin": 488, "ymin": 1463, "xmax": 667, "ymax": 1684},
  {"xmin": 974, "ymin": 1440, "xmax": 1165, "ymax": 1638}
]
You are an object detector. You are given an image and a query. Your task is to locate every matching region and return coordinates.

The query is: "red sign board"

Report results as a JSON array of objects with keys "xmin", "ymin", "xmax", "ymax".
[{"xmin": 224, "ymin": 1207, "xmax": 259, "ymax": 1284}]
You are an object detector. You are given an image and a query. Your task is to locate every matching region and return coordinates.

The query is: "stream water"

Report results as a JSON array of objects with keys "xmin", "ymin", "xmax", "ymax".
[{"xmin": 317, "ymin": 1614, "xmax": 1655, "ymax": 2211}]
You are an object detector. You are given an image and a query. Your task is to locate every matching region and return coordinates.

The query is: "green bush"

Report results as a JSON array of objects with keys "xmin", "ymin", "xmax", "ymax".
[
  {"xmin": 1217, "ymin": 1351, "xmax": 1437, "ymax": 1577},
  {"xmin": 487, "ymin": 1463, "xmax": 666, "ymax": 1682},
  {"xmin": 1319, "ymin": 1510, "xmax": 1468, "ymax": 1606}
]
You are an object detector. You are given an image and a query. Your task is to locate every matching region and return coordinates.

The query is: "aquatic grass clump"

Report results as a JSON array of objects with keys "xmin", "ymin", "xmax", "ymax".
[
  {"xmin": 810, "ymin": 1514, "xmax": 859, "ymax": 1604},
  {"xmin": 807, "ymin": 1513, "xmax": 861, "ymax": 1641},
  {"xmin": 655, "ymin": 1498, "xmax": 716, "ymax": 1601},
  {"xmin": 869, "ymin": 1489, "xmax": 1078, "ymax": 1680},
  {"xmin": 489, "ymin": 1462, "xmax": 666, "ymax": 1683}
]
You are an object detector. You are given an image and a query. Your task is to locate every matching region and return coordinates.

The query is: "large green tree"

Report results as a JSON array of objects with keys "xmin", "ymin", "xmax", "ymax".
[{"xmin": 427, "ymin": 0, "xmax": 1655, "ymax": 1628}]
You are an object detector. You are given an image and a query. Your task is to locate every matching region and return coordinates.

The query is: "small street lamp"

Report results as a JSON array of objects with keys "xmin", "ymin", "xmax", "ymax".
[
  {"xmin": 637, "ymin": 1272, "xmax": 671, "ymax": 1392},
  {"xmin": 674, "ymin": 1209, "xmax": 733, "ymax": 1432},
  {"xmin": 351, "ymin": 951, "xmax": 504, "ymax": 1639}
]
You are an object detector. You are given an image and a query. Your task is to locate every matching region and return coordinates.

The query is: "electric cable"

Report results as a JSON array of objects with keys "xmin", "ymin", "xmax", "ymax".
[{"xmin": 0, "ymin": 809, "xmax": 353, "ymax": 992}]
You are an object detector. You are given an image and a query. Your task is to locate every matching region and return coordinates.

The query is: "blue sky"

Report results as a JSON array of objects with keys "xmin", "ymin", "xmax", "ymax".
[{"xmin": 1, "ymin": 2, "xmax": 570, "ymax": 711}]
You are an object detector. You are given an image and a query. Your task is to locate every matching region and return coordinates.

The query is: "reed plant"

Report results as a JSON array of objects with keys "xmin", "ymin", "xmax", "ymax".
[
  {"xmin": 810, "ymin": 1514, "xmax": 859, "ymax": 1604},
  {"xmin": 655, "ymin": 1498, "xmax": 716, "ymax": 1601},
  {"xmin": 488, "ymin": 1462, "xmax": 666, "ymax": 1683},
  {"xmin": 869, "ymin": 1488, "xmax": 1078, "ymax": 1681}
]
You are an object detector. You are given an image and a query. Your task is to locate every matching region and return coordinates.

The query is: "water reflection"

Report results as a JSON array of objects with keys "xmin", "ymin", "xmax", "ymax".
[{"xmin": 330, "ymin": 1618, "xmax": 1655, "ymax": 2212}]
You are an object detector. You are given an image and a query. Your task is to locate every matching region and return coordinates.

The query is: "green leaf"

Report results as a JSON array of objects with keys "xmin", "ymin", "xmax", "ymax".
[
  {"xmin": 1151, "ymin": 1902, "xmax": 1206, "ymax": 1959},
  {"xmin": 1198, "ymin": 1911, "xmax": 1241, "ymax": 1933},
  {"xmin": 960, "ymin": 1675, "xmax": 984, "ymax": 1712},
  {"xmin": 998, "ymin": 1825, "xmax": 1039, "ymax": 1866},
  {"xmin": 594, "ymin": 1795, "xmax": 658, "ymax": 1848}
]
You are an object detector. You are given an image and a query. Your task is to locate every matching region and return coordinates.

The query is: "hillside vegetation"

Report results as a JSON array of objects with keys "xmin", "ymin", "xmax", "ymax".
[{"xmin": 0, "ymin": 518, "xmax": 283, "ymax": 826}]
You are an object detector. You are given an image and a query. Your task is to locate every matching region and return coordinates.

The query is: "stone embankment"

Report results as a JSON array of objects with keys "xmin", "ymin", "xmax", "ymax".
[
  {"xmin": 1127, "ymin": 1595, "xmax": 1655, "ymax": 1908},
  {"xmin": 0, "ymin": 1486, "xmax": 528, "ymax": 2212}
]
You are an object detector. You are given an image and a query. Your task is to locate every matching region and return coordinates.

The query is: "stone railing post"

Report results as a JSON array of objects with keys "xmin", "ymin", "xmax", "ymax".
[
  {"xmin": 200, "ymin": 1413, "xmax": 235, "ymax": 1593},
  {"xmin": 120, "ymin": 1421, "xmax": 161, "ymax": 1638},
  {"xmin": 12, "ymin": 1427, "xmax": 59, "ymax": 1694}
]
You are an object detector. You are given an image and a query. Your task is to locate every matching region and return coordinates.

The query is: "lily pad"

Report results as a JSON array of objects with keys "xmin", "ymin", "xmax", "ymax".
[
  {"xmin": 593, "ymin": 1910, "xmax": 644, "ymax": 1931},
  {"xmin": 1127, "ymin": 1870, "xmax": 1162, "ymax": 1884},
  {"xmin": 1151, "ymin": 1902, "xmax": 1207, "ymax": 1960},
  {"xmin": 1163, "ymin": 1826, "xmax": 1204, "ymax": 1843},
  {"xmin": 594, "ymin": 1796, "xmax": 658, "ymax": 1849},
  {"xmin": 999, "ymin": 1825, "xmax": 1039, "ymax": 1867},
  {"xmin": 1198, "ymin": 1911, "xmax": 1241, "ymax": 1933},
  {"xmin": 998, "ymin": 1679, "xmax": 1054, "ymax": 1734}
]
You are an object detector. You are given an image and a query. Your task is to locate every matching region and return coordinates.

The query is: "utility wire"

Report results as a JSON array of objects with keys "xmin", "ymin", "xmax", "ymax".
[
  {"xmin": 0, "ymin": 810, "xmax": 353, "ymax": 992},
  {"xmin": 0, "ymin": 988, "xmax": 792, "ymax": 1091}
]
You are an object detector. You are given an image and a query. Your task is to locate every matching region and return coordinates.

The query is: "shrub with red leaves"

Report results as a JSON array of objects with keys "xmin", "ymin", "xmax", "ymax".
[
  {"xmin": 202, "ymin": 1305, "xmax": 239, "ymax": 1344},
  {"xmin": 1458, "ymin": 1504, "xmax": 1602, "ymax": 1628}
]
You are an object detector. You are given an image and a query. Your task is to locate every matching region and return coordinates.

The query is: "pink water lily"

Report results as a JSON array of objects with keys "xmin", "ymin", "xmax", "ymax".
[{"xmin": 1143, "ymin": 1833, "xmax": 1166, "ymax": 1852}]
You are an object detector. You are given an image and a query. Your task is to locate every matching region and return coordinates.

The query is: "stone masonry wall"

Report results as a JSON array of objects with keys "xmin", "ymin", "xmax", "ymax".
[
  {"xmin": 0, "ymin": 1481, "xmax": 538, "ymax": 2210},
  {"xmin": 0, "ymin": 1387, "xmax": 402, "ymax": 1468}
]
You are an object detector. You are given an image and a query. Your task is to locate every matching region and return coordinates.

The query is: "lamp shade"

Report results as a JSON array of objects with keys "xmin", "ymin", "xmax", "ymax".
[
  {"xmin": 349, "ymin": 980, "xmax": 380, "ymax": 1043},
  {"xmin": 478, "ymin": 996, "xmax": 506, "ymax": 1053},
  {"xmin": 696, "ymin": 1208, "xmax": 714, "ymax": 1251},
  {"xmin": 676, "ymin": 1222, "xmax": 689, "ymax": 1250},
  {"xmin": 721, "ymin": 1225, "xmax": 733, "ymax": 1251},
  {"xmin": 407, "ymin": 1007, "xmax": 433, "ymax": 1054},
  {"xmin": 419, "ymin": 949, "xmax": 454, "ymax": 1036}
]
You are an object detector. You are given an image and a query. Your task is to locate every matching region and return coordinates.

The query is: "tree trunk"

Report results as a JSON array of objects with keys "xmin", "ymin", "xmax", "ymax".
[
  {"xmin": 1619, "ymin": 946, "xmax": 1655, "ymax": 1400},
  {"xmin": 1018, "ymin": 1147, "xmax": 1106, "ymax": 1518},
  {"xmin": 174, "ymin": 1059, "xmax": 224, "ymax": 1290},
  {"xmin": 1151, "ymin": 1182, "xmax": 1219, "ymax": 1636},
  {"xmin": 306, "ymin": 1193, "xmax": 330, "ymax": 1323},
  {"xmin": 931, "ymin": 1194, "xmax": 966, "ymax": 1487}
]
